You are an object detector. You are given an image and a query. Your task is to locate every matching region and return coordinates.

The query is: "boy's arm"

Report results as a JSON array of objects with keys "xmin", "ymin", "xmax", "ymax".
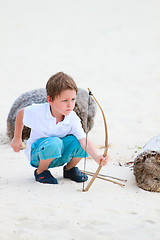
[
  {"xmin": 11, "ymin": 108, "xmax": 24, "ymax": 152},
  {"xmin": 79, "ymin": 138, "xmax": 108, "ymax": 166}
]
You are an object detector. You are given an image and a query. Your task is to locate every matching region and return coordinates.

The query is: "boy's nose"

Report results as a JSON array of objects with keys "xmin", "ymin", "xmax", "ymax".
[{"xmin": 67, "ymin": 101, "xmax": 71, "ymax": 107}]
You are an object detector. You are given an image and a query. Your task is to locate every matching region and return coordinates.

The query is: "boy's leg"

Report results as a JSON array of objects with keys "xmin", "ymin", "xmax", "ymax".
[
  {"xmin": 64, "ymin": 157, "xmax": 88, "ymax": 182},
  {"xmin": 65, "ymin": 157, "xmax": 82, "ymax": 170},
  {"xmin": 48, "ymin": 135, "xmax": 88, "ymax": 168},
  {"xmin": 31, "ymin": 137, "xmax": 63, "ymax": 184},
  {"xmin": 37, "ymin": 158, "xmax": 55, "ymax": 174},
  {"xmin": 31, "ymin": 135, "xmax": 88, "ymax": 183},
  {"xmin": 59, "ymin": 136, "xmax": 88, "ymax": 182}
]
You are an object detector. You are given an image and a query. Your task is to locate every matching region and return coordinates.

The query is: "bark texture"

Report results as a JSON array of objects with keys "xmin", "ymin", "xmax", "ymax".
[{"xmin": 134, "ymin": 135, "xmax": 160, "ymax": 192}]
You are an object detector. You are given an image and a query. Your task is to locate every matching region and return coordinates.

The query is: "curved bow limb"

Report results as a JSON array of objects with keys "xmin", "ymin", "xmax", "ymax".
[{"xmin": 84, "ymin": 88, "xmax": 108, "ymax": 192}]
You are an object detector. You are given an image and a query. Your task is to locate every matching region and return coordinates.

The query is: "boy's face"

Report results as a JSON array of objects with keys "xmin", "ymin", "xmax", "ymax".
[{"xmin": 48, "ymin": 89, "xmax": 77, "ymax": 117}]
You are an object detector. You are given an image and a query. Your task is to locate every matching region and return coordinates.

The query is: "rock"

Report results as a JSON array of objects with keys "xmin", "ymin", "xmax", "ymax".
[{"xmin": 7, "ymin": 88, "xmax": 96, "ymax": 140}]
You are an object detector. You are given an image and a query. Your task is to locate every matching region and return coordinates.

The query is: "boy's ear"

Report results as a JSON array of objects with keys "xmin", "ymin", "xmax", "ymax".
[{"xmin": 47, "ymin": 95, "xmax": 53, "ymax": 103}]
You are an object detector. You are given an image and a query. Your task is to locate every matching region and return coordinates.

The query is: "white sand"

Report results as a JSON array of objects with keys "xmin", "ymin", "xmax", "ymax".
[{"xmin": 0, "ymin": 0, "xmax": 160, "ymax": 239}]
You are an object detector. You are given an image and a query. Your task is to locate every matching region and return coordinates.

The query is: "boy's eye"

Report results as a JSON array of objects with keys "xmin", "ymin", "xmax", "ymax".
[{"xmin": 62, "ymin": 98, "xmax": 76, "ymax": 102}]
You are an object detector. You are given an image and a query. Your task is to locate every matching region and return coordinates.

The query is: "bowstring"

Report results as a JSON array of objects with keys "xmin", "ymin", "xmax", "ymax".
[{"xmin": 83, "ymin": 90, "xmax": 92, "ymax": 191}]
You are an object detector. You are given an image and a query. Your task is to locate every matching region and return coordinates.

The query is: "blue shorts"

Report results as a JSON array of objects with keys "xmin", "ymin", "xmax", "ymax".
[{"xmin": 30, "ymin": 135, "xmax": 89, "ymax": 168}]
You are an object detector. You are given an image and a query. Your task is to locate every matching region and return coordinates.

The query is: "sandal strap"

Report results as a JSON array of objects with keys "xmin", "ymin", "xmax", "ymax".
[
  {"xmin": 34, "ymin": 170, "xmax": 58, "ymax": 184},
  {"xmin": 63, "ymin": 166, "xmax": 88, "ymax": 182}
]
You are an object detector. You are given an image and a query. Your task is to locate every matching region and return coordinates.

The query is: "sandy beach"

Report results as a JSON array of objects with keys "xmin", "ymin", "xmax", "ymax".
[{"xmin": 0, "ymin": 0, "xmax": 160, "ymax": 239}]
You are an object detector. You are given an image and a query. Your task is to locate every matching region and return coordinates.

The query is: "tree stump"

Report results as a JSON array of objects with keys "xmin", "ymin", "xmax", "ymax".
[
  {"xmin": 134, "ymin": 135, "xmax": 160, "ymax": 192},
  {"xmin": 7, "ymin": 88, "xmax": 96, "ymax": 141}
]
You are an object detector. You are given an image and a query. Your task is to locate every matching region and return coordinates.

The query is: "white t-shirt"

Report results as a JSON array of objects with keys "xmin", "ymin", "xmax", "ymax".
[{"xmin": 23, "ymin": 103, "xmax": 86, "ymax": 160}]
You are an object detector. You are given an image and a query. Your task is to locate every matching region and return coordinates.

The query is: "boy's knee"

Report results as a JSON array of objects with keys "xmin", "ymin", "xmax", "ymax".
[
  {"xmin": 50, "ymin": 137, "xmax": 63, "ymax": 147},
  {"xmin": 40, "ymin": 137, "xmax": 63, "ymax": 154},
  {"xmin": 65, "ymin": 135, "xmax": 79, "ymax": 144}
]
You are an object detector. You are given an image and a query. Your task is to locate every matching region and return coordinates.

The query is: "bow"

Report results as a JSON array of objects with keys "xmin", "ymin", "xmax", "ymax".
[{"xmin": 84, "ymin": 88, "xmax": 108, "ymax": 191}]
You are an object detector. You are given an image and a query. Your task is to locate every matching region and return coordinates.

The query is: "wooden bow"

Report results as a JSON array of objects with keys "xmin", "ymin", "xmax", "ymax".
[{"xmin": 84, "ymin": 88, "xmax": 108, "ymax": 191}]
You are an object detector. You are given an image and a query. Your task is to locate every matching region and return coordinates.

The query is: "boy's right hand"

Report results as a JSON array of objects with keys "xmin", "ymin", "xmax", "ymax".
[{"xmin": 11, "ymin": 137, "xmax": 22, "ymax": 152}]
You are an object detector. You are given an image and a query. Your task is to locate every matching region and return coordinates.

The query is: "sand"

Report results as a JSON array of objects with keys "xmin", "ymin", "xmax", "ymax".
[{"xmin": 0, "ymin": 0, "xmax": 160, "ymax": 239}]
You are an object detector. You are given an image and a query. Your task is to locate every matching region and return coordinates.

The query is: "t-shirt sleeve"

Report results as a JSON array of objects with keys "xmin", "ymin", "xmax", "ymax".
[
  {"xmin": 23, "ymin": 105, "xmax": 34, "ymax": 128},
  {"xmin": 70, "ymin": 112, "xmax": 86, "ymax": 140}
]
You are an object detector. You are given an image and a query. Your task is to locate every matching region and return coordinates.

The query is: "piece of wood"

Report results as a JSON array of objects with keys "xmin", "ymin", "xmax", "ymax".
[
  {"xmin": 84, "ymin": 165, "xmax": 102, "ymax": 191},
  {"xmin": 83, "ymin": 170, "xmax": 127, "ymax": 182},
  {"xmin": 83, "ymin": 88, "xmax": 108, "ymax": 192},
  {"xmin": 134, "ymin": 135, "xmax": 160, "ymax": 192},
  {"xmin": 82, "ymin": 171, "xmax": 125, "ymax": 187}
]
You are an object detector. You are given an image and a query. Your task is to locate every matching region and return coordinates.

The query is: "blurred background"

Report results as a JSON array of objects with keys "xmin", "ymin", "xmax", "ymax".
[{"xmin": 0, "ymin": 0, "xmax": 160, "ymax": 158}]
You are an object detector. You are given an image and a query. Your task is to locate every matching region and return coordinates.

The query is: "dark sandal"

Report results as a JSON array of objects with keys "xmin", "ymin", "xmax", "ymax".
[
  {"xmin": 63, "ymin": 166, "xmax": 88, "ymax": 182},
  {"xmin": 34, "ymin": 170, "xmax": 58, "ymax": 184}
]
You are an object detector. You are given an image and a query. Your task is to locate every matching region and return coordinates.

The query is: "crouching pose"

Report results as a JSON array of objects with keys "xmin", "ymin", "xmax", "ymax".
[{"xmin": 11, "ymin": 72, "xmax": 108, "ymax": 184}]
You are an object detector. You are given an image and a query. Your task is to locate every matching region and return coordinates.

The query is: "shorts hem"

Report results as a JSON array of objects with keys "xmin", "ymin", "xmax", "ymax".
[{"xmin": 38, "ymin": 153, "xmax": 61, "ymax": 160}]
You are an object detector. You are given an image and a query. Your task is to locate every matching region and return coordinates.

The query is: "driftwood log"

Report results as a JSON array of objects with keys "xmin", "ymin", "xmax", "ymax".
[
  {"xmin": 7, "ymin": 88, "xmax": 96, "ymax": 141},
  {"xmin": 134, "ymin": 135, "xmax": 160, "ymax": 192}
]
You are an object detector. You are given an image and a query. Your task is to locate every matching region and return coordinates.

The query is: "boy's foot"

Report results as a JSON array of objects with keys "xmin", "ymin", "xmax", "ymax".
[
  {"xmin": 63, "ymin": 166, "xmax": 88, "ymax": 182},
  {"xmin": 34, "ymin": 170, "xmax": 58, "ymax": 184}
]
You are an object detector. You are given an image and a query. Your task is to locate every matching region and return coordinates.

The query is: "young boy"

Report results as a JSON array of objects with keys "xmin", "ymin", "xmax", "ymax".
[{"xmin": 11, "ymin": 72, "xmax": 108, "ymax": 184}]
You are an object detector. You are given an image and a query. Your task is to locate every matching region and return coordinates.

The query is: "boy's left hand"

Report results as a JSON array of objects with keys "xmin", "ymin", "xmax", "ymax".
[{"xmin": 95, "ymin": 155, "xmax": 109, "ymax": 166}]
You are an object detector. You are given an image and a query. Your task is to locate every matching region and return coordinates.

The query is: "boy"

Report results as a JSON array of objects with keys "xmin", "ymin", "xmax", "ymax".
[{"xmin": 11, "ymin": 72, "xmax": 108, "ymax": 184}]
